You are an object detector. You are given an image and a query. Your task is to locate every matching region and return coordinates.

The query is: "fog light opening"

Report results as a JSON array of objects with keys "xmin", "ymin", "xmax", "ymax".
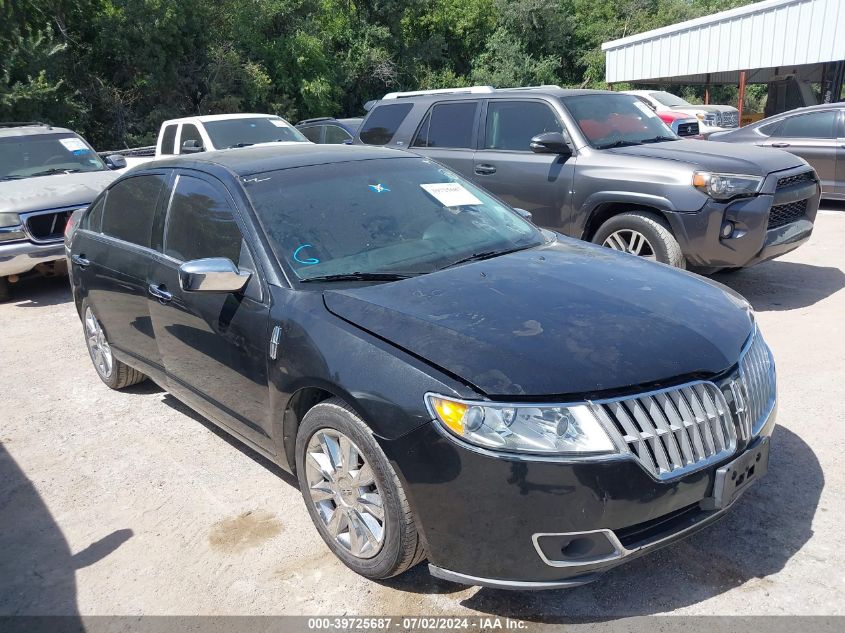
[{"xmin": 720, "ymin": 220, "xmax": 735, "ymax": 239}]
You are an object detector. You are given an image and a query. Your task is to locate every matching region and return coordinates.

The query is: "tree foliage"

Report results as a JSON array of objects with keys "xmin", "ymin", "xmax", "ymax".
[{"xmin": 0, "ymin": 0, "xmax": 756, "ymax": 148}]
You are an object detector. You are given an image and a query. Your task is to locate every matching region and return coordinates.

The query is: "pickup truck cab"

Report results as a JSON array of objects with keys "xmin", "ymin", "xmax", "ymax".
[
  {"xmin": 355, "ymin": 86, "xmax": 820, "ymax": 272},
  {"xmin": 0, "ymin": 122, "xmax": 124, "ymax": 300}
]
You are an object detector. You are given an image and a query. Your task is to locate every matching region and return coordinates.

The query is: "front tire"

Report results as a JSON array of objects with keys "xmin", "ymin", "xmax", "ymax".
[
  {"xmin": 82, "ymin": 302, "xmax": 147, "ymax": 389},
  {"xmin": 593, "ymin": 211, "xmax": 686, "ymax": 268},
  {"xmin": 295, "ymin": 398, "xmax": 425, "ymax": 579}
]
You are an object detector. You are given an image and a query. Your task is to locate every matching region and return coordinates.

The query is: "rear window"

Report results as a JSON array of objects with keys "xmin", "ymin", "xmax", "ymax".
[
  {"xmin": 359, "ymin": 103, "xmax": 413, "ymax": 145},
  {"xmin": 203, "ymin": 117, "xmax": 308, "ymax": 149},
  {"xmin": 101, "ymin": 174, "xmax": 166, "ymax": 248}
]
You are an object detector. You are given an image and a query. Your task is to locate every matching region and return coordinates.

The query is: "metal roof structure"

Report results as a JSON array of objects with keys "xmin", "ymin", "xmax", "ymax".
[{"xmin": 602, "ymin": 0, "xmax": 845, "ymax": 85}]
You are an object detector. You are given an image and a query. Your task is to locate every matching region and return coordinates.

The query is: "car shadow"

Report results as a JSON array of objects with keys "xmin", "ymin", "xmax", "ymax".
[
  {"xmin": 712, "ymin": 260, "xmax": 845, "ymax": 311},
  {"xmin": 5, "ymin": 275, "xmax": 72, "ymax": 308},
  {"xmin": 446, "ymin": 425, "xmax": 821, "ymax": 620},
  {"xmin": 0, "ymin": 442, "xmax": 132, "ymax": 616}
]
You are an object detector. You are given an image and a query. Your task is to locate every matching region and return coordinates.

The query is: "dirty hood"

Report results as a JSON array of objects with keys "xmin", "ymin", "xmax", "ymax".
[
  {"xmin": 324, "ymin": 240, "xmax": 754, "ymax": 398},
  {"xmin": 609, "ymin": 139, "xmax": 804, "ymax": 176},
  {"xmin": 0, "ymin": 170, "xmax": 119, "ymax": 215}
]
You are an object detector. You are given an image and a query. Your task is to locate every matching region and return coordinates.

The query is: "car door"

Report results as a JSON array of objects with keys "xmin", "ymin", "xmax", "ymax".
[
  {"xmin": 408, "ymin": 100, "xmax": 480, "ymax": 177},
  {"xmin": 761, "ymin": 109, "xmax": 839, "ymax": 195},
  {"xmin": 836, "ymin": 109, "xmax": 845, "ymax": 196},
  {"xmin": 473, "ymin": 99, "xmax": 576, "ymax": 233},
  {"xmin": 147, "ymin": 171, "xmax": 273, "ymax": 451},
  {"xmin": 72, "ymin": 173, "xmax": 168, "ymax": 378}
]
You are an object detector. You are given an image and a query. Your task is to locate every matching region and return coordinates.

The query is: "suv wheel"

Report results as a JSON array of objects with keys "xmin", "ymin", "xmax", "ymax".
[
  {"xmin": 82, "ymin": 302, "xmax": 147, "ymax": 389},
  {"xmin": 296, "ymin": 398, "xmax": 426, "ymax": 579},
  {"xmin": 593, "ymin": 211, "xmax": 685, "ymax": 268}
]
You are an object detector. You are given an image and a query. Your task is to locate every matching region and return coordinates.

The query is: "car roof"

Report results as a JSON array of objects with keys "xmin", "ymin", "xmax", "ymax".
[
  {"xmin": 770, "ymin": 103, "xmax": 845, "ymax": 117},
  {"xmin": 0, "ymin": 123, "xmax": 76, "ymax": 138},
  {"xmin": 160, "ymin": 113, "xmax": 288, "ymax": 125},
  {"xmin": 143, "ymin": 144, "xmax": 412, "ymax": 176}
]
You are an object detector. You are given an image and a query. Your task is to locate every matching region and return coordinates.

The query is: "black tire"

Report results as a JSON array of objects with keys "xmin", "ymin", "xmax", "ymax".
[
  {"xmin": 0, "ymin": 277, "xmax": 9, "ymax": 302},
  {"xmin": 81, "ymin": 300, "xmax": 147, "ymax": 390},
  {"xmin": 592, "ymin": 211, "xmax": 686, "ymax": 268},
  {"xmin": 295, "ymin": 398, "xmax": 425, "ymax": 579}
]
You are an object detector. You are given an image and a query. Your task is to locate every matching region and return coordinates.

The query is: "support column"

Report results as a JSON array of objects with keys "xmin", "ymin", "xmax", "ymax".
[{"xmin": 738, "ymin": 70, "xmax": 747, "ymax": 124}]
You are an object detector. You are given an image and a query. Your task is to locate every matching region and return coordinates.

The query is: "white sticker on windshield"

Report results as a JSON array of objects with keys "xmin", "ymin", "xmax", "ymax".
[
  {"xmin": 269, "ymin": 119, "xmax": 289, "ymax": 128},
  {"xmin": 632, "ymin": 101, "xmax": 657, "ymax": 117},
  {"xmin": 420, "ymin": 183, "xmax": 482, "ymax": 207},
  {"xmin": 59, "ymin": 137, "xmax": 89, "ymax": 152}
]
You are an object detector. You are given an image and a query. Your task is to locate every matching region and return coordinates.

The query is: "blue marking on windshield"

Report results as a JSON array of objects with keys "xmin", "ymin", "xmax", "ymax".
[{"xmin": 293, "ymin": 244, "xmax": 320, "ymax": 265}]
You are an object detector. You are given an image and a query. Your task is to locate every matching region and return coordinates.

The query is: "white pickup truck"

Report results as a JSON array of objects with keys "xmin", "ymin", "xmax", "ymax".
[{"xmin": 104, "ymin": 113, "xmax": 310, "ymax": 169}]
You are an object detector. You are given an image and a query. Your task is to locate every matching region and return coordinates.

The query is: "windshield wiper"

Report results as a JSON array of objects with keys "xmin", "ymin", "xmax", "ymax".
[
  {"xmin": 0, "ymin": 175, "xmax": 25, "ymax": 181},
  {"xmin": 299, "ymin": 272, "xmax": 419, "ymax": 283},
  {"xmin": 441, "ymin": 243, "xmax": 538, "ymax": 270},
  {"xmin": 29, "ymin": 168, "xmax": 82, "ymax": 177},
  {"xmin": 639, "ymin": 136, "xmax": 678, "ymax": 144},
  {"xmin": 227, "ymin": 142, "xmax": 255, "ymax": 148},
  {"xmin": 595, "ymin": 140, "xmax": 643, "ymax": 149}
]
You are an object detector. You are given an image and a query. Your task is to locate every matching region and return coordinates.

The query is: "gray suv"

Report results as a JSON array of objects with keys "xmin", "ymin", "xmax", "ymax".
[
  {"xmin": 355, "ymin": 87, "xmax": 821, "ymax": 271},
  {"xmin": 0, "ymin": 122, "xmax": 125, "ymax": 300}
]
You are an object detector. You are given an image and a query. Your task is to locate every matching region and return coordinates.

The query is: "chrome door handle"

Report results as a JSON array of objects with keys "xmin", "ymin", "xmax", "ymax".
[
  {"xmin": 71, "ymin": 254, "xmax": 91, "ymax": 268},
  {"xmin": 770, "ymin": 142, "xmax": 791, "ymax": 148},
  {"xmin": 148, "ymin": 283, "xmax": 172, "ymax": 303},
  {"xmin": 474, "ymin": 164, "xmax": 497, "ymax": 175}
]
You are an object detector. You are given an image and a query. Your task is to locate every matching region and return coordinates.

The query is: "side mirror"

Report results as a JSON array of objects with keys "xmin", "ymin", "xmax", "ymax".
[
  {"xmin": 514, "ymin": 207, "xmax": 533, "ymax": 222},
  {"xmin": 178, "ymin": 258, "xmax": 251, "ymax": 293},
  {"xmin": 181, "ymin": 139, "xmax": 205, "ymax": 154},
  {"xmin": 104, "ymin": 154, "xmax": 127, "ymax": 170},
  {"xmin": 530, "ymin": 132, "xmax": 572, "ymax": 155}
]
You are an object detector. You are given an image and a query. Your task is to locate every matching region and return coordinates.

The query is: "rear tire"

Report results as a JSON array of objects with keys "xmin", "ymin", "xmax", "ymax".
[
  {"xmin": 81, "ymin": 301, "xmax": 147, "ymax": 390},
  {"xmin": 295, "ymin": 398, "xmax": 425, "ymax": 579},
  {"xmin": 593, "ymin": 211, "xmax": 686, "ymax": 268}
]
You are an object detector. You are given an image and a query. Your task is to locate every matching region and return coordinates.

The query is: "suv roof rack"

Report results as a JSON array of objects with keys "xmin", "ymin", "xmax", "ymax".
[
  {"xmin": 499, "ymin": 85, "xmax": 560, "ymax": 91},
  {"xmin": 0, "ymin": 121, "xmax": 52, "ymax": 129},
  {"xmin": 382, "ymin": 86, "xmax": 495, "ymax": 100},
  {"xmin": 296, "ymin": 117, "xmax": 334, "ymax": 125}
]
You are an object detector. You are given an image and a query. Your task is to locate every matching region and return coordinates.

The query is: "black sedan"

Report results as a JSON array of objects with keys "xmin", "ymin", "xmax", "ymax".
[
  {"xmin": 65, "ymin": 145, "xmax": 776, "ymax": 589},
  {"xmin": 710, "ymin": 103, "xmax": 844, "ymax": 200}
]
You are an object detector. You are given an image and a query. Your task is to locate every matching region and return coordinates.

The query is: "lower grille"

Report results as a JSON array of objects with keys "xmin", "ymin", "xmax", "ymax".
[
  {"xmin": 676, "ymin": 122, "xmax": 699, "ymax": 137},
  {"xmin": 23, "ymin": 209, "xmax": 75, "ymax": 243},
  {"xmin": 767, "ymin": 200, "xmax": 807, "ymax": 229},
  {"xmin": 590, "ymin": 382, "xmax": 737, "ymax": 481}
]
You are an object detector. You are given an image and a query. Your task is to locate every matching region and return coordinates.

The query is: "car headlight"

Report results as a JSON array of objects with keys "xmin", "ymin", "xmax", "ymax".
[
  {"xmin": 0, "ymin": 212, "xmax": 25, "ymax": 243},
  {"xmin": 426, "ymin": 394, "xmax": 617, "ymax": 455},
  {"xmin": 693, "ymin": 171, "xmax": 763, "ymax": 200}
]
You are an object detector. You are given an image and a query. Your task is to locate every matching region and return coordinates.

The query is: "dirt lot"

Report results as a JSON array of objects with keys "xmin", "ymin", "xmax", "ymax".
[{"xmin": 1, "ymin": 208, "xmax": 844, "ymax": 620}]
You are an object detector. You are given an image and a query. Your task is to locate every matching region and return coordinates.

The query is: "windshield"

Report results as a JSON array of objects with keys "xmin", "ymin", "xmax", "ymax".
[
  {"xmin": 649, "ymin": 92, "xmax": 691, "ymax": 108},
  {"xmin": 203, "ymin": 117, "xmax": 308, "ymax": 149},
  {"xmin": 0, "ymin": 133, "xmax": 106, "ymax": 180},
  {"xmin": 562, "ymin": 94, "xmax": 677, "ymax": 149},
  {"xmin": 245, "ymin": 157, "xmax": 544, "ymax": 281}
]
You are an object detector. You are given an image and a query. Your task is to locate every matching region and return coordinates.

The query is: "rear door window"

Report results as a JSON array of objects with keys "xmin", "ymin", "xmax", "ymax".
[
  {"xmin": 101, "ymin": 174, "xmax": 166, "ymax": 247},
  {"xmin": 412, "ymin": 102, "xmax": 478, "ymax": 149},
  {"xmin": 163, "ymin": 175, "xmax": 242, "ymax": 263},
  {"xmin": 159, "ymin": 125, "xmax": 177, "ymax": 155},
  {"xmin": 324, "ymin": 125, "xmax": 353, "ymax": 144},
  {"xmin": 83, "ymin": 195, "xmax": 106, "ymax": 232},
  {"xmin": 484, "ymin": 101, "xmax": 563, "ymax": 151},
  {"xmin": 359, "ymin": 103, "xmax": 413, "ymax": 145},
  {"xmin": 774, "ymin": 111, "xmax": 837, "ymax": 139}
]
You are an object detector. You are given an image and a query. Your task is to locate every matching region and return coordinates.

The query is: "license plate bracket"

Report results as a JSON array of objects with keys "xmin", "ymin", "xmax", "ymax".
[{"xmin": 706, "ymin": 437, "xmax": 769, "ymax": 510}]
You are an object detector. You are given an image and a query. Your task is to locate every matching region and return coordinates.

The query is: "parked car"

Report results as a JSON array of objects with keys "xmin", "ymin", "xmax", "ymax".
[
  {"xmin": 630, "ymin": 96, "xmax": 700, "ymax": 137},
  {"xmin": 623, "ymin": 90, "xmax": 739, "ymax": 134},
  {"xmin": 0, "ymin": 122, "xmax": 125, "ymax": 300},
  {"xmin": 67, "ymin": 144, "xmax": 776, "ymax": 589},
  {"xmin": 355, "ymin": 86, "xmax": 820, "ymax": 272},
  {"xmin": 296, "ymin": 117, "xmax": 363, "ymax": 144},
  {"xmin": 709, "ymin": 104, "xmax": 845, "ymax": 200}
]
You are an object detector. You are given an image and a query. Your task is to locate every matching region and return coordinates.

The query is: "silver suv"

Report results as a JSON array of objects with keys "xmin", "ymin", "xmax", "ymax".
[
  {"xmin": 354, "ymin": 87, "xmax": 820, "ymax": 272},
  {"xmin": 0, "ymin": 123, "xmax": 124, "ymax": 300}
]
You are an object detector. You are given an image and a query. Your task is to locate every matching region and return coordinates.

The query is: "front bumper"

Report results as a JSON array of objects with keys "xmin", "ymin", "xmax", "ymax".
[
  {"xmin": 666, "ymin": 167, "xmax": 820, "ymax": 269},
  {"xmin": 382, "ymin": 407, "xmax": 775, "ymax": 589},
  {"xmin": 0, "ymin": 240, "xmax": 65, "ymax": 277}
]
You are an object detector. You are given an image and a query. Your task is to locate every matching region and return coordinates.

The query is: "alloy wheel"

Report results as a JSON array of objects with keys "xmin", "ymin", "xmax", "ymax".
[
  {"xmin": 84, "ymin": 307, "xmax": 114, "ymax": 378},
  {"xmin": 602, "ymin": 229, "xmax": 657, "ymax": 260},
  {"xmin": 304, "ymin": 429, "xmax": 385, "ymax": 559}
]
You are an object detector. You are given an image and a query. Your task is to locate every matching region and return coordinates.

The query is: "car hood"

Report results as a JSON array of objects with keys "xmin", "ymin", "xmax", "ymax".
[
  {"xmin": 607, "ymin": 139, "xmax": 804, "ymax": 176},
  {"xmin": 323, "ymin": 240, "xmax": 754, "ymax": 398},
  {"xmin": 672, "ymin": 104, "xmax": 738, "ymax": 115},
  {"xmin": 0, "ymin": 170, "xmax": 118, "ymax": 215}
]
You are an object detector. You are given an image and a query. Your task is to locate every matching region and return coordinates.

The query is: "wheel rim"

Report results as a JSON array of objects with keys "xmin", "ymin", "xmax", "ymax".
[
  {"xmin": 84, "ymin": 307, "xmax": 114, "ymax": 378},
  {"xmin": 602, "ymin": 229, "xmax": 657, "ymax": 260},
  {"xmin": 304, "ymin": 429, "xmax": 385, "ymax": 559}
]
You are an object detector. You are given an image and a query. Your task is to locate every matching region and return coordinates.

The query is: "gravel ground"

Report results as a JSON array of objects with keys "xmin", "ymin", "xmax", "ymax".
[{"xmin": 1, "ymin": 208, "xmax": 843, "ymax": 620}]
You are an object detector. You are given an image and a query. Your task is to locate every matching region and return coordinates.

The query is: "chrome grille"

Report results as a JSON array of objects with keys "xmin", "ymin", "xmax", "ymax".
[
  {"xmin": 590, "ymin": 382, "xmax": 737, "ymax": 481},
  {"xmin": 768, "ymin": 200, "xmax": 807, "ymax": 229},
  {"xmin": 735, "ymin": 329, "xmax": 776, "ymax": 437},
  {"xmin": 721, "ymin": 112, "xmax": 739, "ymax": 128},
  {"xmin": 22, "ymin": 208, "xmax": 80, "ymax": 243},
  {"xmin": 676, "ymin": 122, "xmax": 699, "ymax": 137}
]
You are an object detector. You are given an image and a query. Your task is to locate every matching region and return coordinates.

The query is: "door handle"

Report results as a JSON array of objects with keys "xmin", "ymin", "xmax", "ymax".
[
  {"xmin": 71, "ymin": 254, "xmax": 90, "ymax": 268},
  {"xmin": 148, "ymin": 283, "xmax": 173, "ymax": 304},
  {"xmin": 474, "ymin": 164, "xmax": 497, "ymax": 175},
  {"xmin": 770, "ymin": 142, "xmax": 791, "ymax": 148}
]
